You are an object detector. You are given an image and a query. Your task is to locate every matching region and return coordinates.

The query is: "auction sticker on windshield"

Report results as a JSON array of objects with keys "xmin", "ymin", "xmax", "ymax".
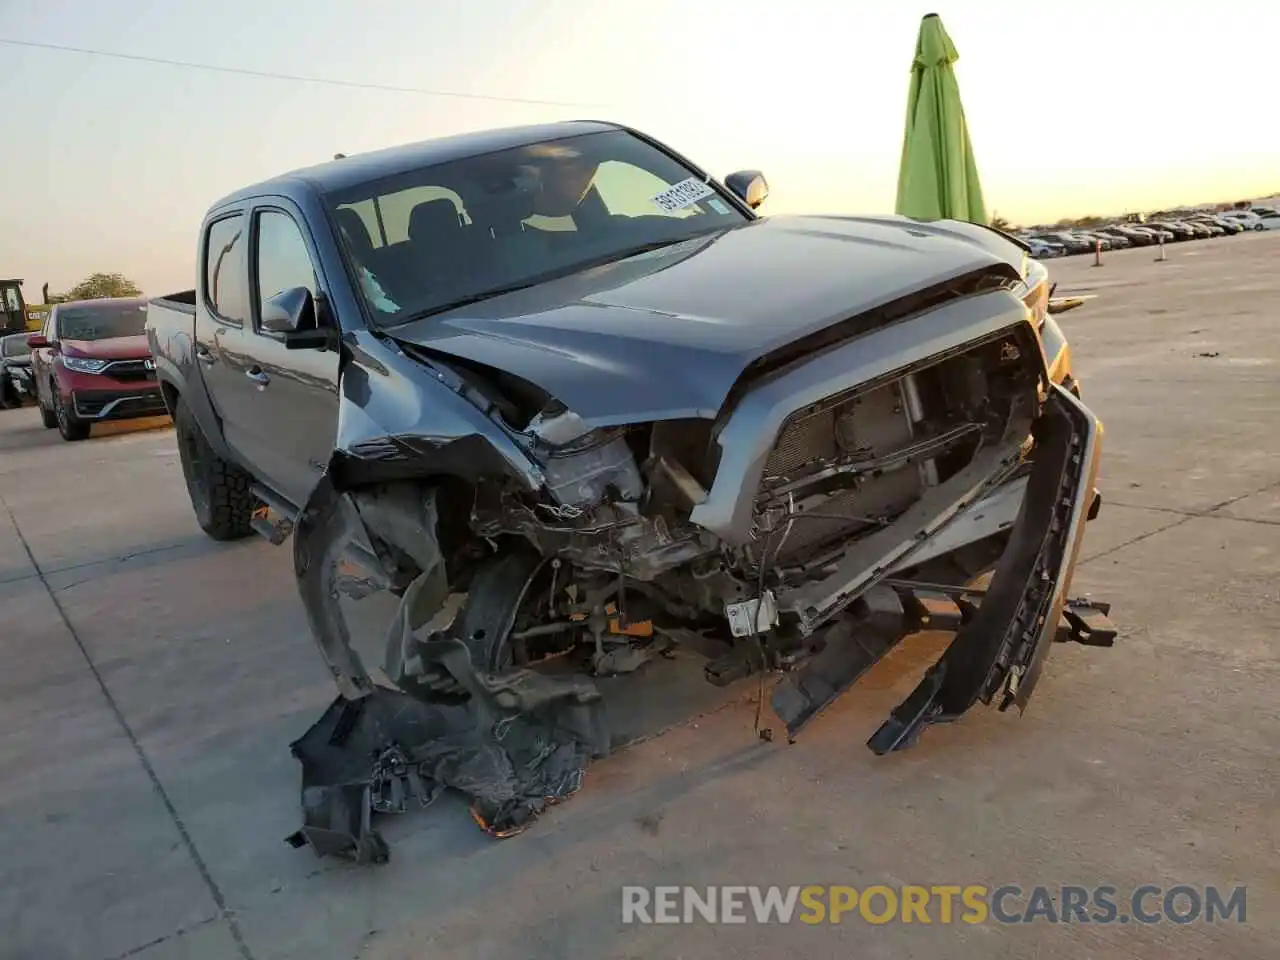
[{"xmin": 651, "ymin": 177, "xmax": 715, "ymax": 213}]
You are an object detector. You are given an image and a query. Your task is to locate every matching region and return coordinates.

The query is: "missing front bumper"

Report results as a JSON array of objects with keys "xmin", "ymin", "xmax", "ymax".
[
  {"xmin": 768, "ymin": 383, "xmax": 1105, "ymax": 744},
  {"xmin": 285, "ymin": 380, "xmax": 1104, "ymax": 859}
]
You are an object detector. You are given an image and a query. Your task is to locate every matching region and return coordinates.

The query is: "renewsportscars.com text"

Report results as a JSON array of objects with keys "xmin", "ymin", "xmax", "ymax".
[{"xmin": 621, "ymin": 884, "xmax": 1247, "ymax": 926}]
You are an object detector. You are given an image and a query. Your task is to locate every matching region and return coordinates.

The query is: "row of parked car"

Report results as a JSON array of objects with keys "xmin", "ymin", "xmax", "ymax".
[
  {"xmin": 1017, "ymin": 206, "xmax": 1280, "ymax": 258},
  {"xmin": 0, "ymin": 297, "xmax": 165, "ymax": 439}
]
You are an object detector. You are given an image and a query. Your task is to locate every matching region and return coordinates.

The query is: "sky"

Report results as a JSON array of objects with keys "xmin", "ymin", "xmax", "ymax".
[{"xmin": 2, "ymin": 0, "xmax": 1277, "ymax": 296}]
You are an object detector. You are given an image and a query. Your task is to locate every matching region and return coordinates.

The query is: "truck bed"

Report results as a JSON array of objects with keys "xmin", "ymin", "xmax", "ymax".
[{"xmin": 150, "ymin": 289, "xmax": 197, "ymax": 313}]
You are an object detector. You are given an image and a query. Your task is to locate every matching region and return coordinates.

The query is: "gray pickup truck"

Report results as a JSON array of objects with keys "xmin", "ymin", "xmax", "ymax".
[{"xmin": 147, "ymin": 121, "xmax": 1109, "ymax": 855}]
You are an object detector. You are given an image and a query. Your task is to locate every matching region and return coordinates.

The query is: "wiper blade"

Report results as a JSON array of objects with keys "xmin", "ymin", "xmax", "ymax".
[{"xmin": 399, "ymin": 280, "xmax": 548, "ymax": 324}]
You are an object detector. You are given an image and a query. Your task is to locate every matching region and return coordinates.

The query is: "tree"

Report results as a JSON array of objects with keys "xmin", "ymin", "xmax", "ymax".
[
  {"xmin": 60, "ymin": 272, "xmax": 142, "ymax": 301},
  {"xmin": 990, "ymin": 214, "xmax": 1013, "ymax": 232}
]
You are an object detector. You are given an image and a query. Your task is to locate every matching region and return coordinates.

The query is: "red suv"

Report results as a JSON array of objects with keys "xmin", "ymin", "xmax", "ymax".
[{"xmin": 29, "ymin": 297, "xmax": 167, "ymax": 441}]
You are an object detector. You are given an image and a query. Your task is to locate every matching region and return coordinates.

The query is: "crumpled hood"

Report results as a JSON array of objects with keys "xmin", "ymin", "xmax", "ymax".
[{"xmin": 391, "ymin": 215, "xmax": 1021, "ymax": 426}]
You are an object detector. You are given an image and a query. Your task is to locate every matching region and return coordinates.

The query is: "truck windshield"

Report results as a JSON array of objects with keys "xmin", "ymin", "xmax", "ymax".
[
  {"xmin": 57, "ymin": 302, "xmax": 147, "ymax": 340},
  {"xmin": 324, "ymin": 129, "xmax": 749, "ymax": 327}
]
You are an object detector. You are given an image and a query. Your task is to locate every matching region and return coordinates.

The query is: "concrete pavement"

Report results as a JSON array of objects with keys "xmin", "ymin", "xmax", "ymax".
[{"xmin": 1, "ymin": 232, "xmax": 1276, "ymax": 959}]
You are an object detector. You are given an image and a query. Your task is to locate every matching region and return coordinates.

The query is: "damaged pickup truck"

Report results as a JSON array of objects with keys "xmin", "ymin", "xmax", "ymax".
[{"xmin": 147, "ymin": 121, "xmax": 1113, "ymax": 860}]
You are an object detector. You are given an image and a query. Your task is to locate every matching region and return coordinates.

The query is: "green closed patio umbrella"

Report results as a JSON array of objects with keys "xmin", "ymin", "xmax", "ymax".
[{"xmin": 895, "ymin": 14, "xmax": 987, "ymax": 224}]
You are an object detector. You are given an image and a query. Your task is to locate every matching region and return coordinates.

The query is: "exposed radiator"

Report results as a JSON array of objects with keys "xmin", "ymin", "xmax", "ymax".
[{"xmin": 755, "ymin": 381, "xmax": 923, "ymax": 562}]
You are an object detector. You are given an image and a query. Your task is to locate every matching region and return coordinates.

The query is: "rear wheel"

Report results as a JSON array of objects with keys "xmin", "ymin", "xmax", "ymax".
[
  {"xmin": 53, "ymin": 389, "xmax": 90, "ymax": 441},
  {"xmin": 173, "ymin": 395, "xmax": 255, "ymax": 541}
]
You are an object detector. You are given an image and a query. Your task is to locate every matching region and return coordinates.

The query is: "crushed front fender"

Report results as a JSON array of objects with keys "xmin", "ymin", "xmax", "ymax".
[{"xmin": 288, "ymin": 476, "xmax": 608, "ymax": 861}]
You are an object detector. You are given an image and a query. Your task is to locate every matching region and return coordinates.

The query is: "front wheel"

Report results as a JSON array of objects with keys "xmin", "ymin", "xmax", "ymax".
[
  {"xmin": 39, "ymin": 383, "xmax": 58, "ymax": 428},
  {"xmin": 173, "ymin": 395, "xmax": 256, "ymax": 541},
  {"xmin": 53, "ymin": 390, "xmax": 90, "ymax": 441}
]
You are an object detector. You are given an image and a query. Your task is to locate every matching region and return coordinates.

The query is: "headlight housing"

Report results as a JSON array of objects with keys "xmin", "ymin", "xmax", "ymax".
[
  {"xmin": 1019, "ymin": 259, "xmax": 1072, "ymax": 388},
  {"xmin": 61, "ymin": 356, "xmax": 110, "ymax": 374},
  {"xmin": 525, "ymin": 404, "xmax": 644, "ymax": 508},
  {"xmin": 1020, "ymin": 256, "xmax": 1050, "ymax": 326}
]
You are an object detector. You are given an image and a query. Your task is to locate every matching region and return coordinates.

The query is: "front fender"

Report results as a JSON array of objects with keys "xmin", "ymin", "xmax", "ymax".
[{"xmin": 331, "ymin": 330, "xmax": 545, "ymax": 490}]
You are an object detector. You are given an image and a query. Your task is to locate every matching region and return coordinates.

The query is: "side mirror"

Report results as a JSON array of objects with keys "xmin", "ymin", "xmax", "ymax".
[
  {"xmin": 261, "ymin": 286, "xmax": 317, "ymax": 335},
  {"xmin": 26, "ymin": 334, "xmax": 49, "ymax": 349},
  {"xmin": 724, "ymin": 170, "xmax": 769, "ymax": 210}
]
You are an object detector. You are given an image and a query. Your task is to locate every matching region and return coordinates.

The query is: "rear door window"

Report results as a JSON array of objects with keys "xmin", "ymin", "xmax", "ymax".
[{"xmin": 204, "ymin": 214, "xmax": 249, "ymax": 324}]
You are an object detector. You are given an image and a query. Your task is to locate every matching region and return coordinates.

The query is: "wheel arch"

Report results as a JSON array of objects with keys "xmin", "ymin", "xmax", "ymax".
[{"xmin": 158, "ymin": 364, "xmax": 237, "ymax": 464}]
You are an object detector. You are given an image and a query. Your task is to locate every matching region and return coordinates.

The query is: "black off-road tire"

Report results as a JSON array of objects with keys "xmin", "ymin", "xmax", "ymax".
[{"xmin": 173, "ymin": 396, "xmax": 255, "ymax": 541}]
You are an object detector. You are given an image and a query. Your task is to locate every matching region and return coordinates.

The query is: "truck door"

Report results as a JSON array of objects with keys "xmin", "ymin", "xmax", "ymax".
[
  {"xmin": 194, "ymin": 211, "xmax": 262, "ymax": 474},
  {"xmin": 235, "ymin": 201, "xmax": 341, "ymax": 508}
]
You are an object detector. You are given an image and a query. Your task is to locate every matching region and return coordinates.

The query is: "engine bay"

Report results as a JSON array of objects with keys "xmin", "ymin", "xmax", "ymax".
[{"xmin": 447, "ymin": 321, "xmax": 1041, "ymax": 684}]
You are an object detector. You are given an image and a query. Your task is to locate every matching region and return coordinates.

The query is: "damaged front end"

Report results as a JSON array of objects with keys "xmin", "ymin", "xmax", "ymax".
[{"xmin": 285, "ymin": 265, "xmax": 1110, "ymax": 862}]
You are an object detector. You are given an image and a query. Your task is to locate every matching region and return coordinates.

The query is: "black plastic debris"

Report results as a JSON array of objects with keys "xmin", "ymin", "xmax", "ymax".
[{"xmin": 286, "ymin": 650, "xmax": 607, "ymax": 863}]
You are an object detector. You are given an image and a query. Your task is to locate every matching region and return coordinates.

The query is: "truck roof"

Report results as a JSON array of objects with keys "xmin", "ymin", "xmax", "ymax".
[{"xmin": 210, "ymin": 120, "xmax": 621, "ymax": 210}]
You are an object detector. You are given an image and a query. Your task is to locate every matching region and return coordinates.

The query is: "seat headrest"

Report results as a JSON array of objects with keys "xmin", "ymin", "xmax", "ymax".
[
  {"xmin": 334, "ymin": 208, "xmax": 375, "ymax": 259},
  {"xmin": 408, "ymin": 199, "xmax": 463, "ymax": 244}
]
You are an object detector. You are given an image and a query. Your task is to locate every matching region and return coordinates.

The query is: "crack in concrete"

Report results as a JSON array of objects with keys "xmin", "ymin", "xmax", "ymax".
[
  {"xmin": 1105, "ymin": 498, "xmax": 1280, "ymax": 527},
  {"xmin": 1081, "ymin": 478, "xmax": 1280, "ymax": 566},
  {"xmin": 109, "ymin": 915, "xmax": 223, "ymax": 959},
  {"xmin": 0, "ymin": 494, "xmax": 257, "ymax": 960},
  {"xmin": 0, "ymin": 538, "xmax": 224, "ymax": 590}
]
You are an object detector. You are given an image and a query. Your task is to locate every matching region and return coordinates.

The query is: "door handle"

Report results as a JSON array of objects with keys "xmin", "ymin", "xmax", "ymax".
[
  {"xmin": 245, "ymin": 366, "xmax": 271, "ymax": 388},
  {"xmin": 195, "ymin": 345, "xmax": 215, "ymax": 367}
]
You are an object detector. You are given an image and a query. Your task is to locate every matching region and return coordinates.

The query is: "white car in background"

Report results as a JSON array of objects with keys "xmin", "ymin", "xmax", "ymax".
[
  {"xmin": 1257, "ymin": 211, "xmax": 1280, "ymax": 230},
  {"xmin": 1220, "ymin": 210, "xmax": 1267, "ymax": 231},
  {"xmin": 1025, "ymin": 237, "xmax": 1065, "ymax": 258}
]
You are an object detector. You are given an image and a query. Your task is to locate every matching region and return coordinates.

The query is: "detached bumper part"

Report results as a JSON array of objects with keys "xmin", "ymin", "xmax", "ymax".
[
  {"xmin": 771, "ymin": 586, "xmax": 909, "ymax": 739},
  {"xmin": 867, "ymin": 384, "xmax": 1103, "ymax": 754},
  {"xmin": 285, "ymin": 650, "xmax": 606, "ymax": 862}
]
